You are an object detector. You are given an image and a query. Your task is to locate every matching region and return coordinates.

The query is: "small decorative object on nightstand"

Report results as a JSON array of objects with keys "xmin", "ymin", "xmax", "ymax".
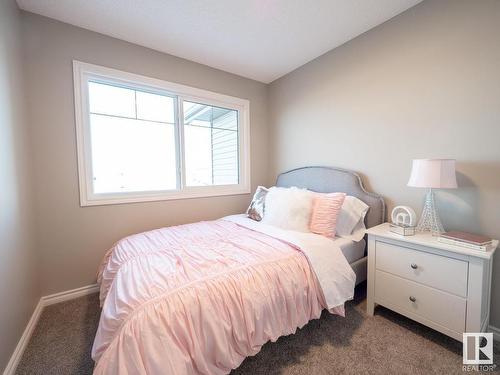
[
  {"xmin": 366, "ymin": 223, "xmax": 497, "ymax": 341},
  {"xmin": 390, "ymin": 206, "xmax": 417, "ymax": 236},
  {"xmin": 407, "ymin": 159, "xmax": 457, "ymax": 235}
]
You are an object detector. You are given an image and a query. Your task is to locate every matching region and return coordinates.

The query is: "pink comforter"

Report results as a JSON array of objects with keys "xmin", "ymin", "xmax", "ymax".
[{"xmin": 93, "ymin": 220, "xmax": 343, "ymax": 374}]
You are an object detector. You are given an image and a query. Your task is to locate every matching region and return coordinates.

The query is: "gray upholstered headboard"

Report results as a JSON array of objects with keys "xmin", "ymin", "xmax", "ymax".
[{"xmin": 276, "ymin": 166, "xmax": 385, "ymax": 229}]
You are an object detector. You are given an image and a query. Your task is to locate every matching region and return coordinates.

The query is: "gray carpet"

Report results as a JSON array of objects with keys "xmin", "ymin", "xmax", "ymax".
[{"xmin": 16, "ymin": 284, "xmax": 499, "ymax": 374}]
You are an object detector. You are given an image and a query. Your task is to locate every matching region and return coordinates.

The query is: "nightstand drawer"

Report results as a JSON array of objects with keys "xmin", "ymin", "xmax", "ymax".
[
  {"xmin": 375, "ymin": 270, "xmax": 466, "ymax": 333},
  {"xmin": 375, "ymin": 241, "xmax": 468, "ymax": 297}
]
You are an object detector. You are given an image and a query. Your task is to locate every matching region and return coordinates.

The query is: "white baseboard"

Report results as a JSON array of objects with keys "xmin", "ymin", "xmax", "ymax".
[
  {"xmin": 41, "ymin": 284, "xmax": 99, "ymax": 306},
  {"xmin": 2, "ymin": 300, "xmax": 43, "ymax": 375},
  {"xmin": 2, "ymin": 283, "xmax": 99, "ymax": 375},
  {"xmin": 490, "ymin": 325, "xmax": 500, "ymax": 342}
]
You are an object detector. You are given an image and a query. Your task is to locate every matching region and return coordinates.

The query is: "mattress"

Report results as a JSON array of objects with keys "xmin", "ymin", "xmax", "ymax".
[{"xmin": 336, "ymin": 237, "xmax": 366, "ymax": 264}]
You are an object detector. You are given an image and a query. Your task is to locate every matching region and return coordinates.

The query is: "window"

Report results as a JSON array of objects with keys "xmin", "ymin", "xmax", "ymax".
[{"xmin": 73, "ymin": 61, "xmax": 250, "ymax": 206}]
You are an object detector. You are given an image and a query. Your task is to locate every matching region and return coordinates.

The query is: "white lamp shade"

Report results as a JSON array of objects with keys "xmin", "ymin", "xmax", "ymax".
[{"xmin": 407, "ymin": 159, "xmax": 457, "ymax": 189}]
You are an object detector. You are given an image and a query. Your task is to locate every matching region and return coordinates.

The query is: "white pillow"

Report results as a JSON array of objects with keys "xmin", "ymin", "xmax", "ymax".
[
  {"xmin": 262, "ymin": 187, "xmax": 314, "ymax": 232},
  {"xmin": 336, "ymin": 196, "xmax": 369, "ymax": 239}
]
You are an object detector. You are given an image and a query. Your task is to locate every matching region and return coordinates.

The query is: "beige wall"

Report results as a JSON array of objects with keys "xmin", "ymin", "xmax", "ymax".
[
  {"xmin": 269, "ymin": 0, "xmax": 500, "ymax": 327},
  {"xmin": 0, "ymin": 0, "xmax": 39, "ymax": 371},
  {"xmin": 21, "ymin": 13, "xmax": 269, "ymax": 296}
]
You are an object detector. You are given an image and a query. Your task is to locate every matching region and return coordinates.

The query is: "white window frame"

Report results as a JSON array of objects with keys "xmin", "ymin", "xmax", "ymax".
[{"xmin": 73, "ymin": 61, "xmax": 250, "ymax": 206}]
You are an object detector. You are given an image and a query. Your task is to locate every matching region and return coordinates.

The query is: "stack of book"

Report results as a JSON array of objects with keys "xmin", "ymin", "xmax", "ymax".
[{"xmin": 438, "ymin": 231, "xmax": 493, "ymax": 251}]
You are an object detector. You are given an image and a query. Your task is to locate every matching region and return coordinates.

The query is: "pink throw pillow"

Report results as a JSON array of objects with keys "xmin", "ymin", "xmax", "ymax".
[{"xmin": 309, "ymin": 193, "xmax": 346, "ymax": 238}]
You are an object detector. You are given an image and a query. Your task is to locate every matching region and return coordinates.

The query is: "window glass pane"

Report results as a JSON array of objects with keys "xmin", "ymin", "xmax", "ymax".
[
  {"xmin": 212, "ymin": 127, "xmax": 239, "ymax": 185},
  {"xmin": 90, "ymin": 114, "xmax": 177, "ymax": 193},
  {"xmin": 184, "ymin": 102, "xmax": 212, "ymax": 127},
  {"xmin": 183, "ymin": 101, "xmax": 239, "ymax": 186},
  {"xmin": 136, "ymin": 91, "xmax": 175, "ymax": 123},
  {"xmin": 212, "ymin": 108, "xmax": 238, "ymax": 130},
  {"xmin": 184, "ymin": 125, "xmax": 212, "ymax": 186},
  {"xmin": 88, "ymin": 81, "xmax": 136, "ymax": 118}
]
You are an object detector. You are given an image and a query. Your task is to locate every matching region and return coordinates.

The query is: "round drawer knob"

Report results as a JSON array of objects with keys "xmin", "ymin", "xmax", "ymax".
[
  {"xmin": 410, "ymin": 263, "xmax": 418, "ymax": 269},
  {"xmin": 409, "ymin": 296, "xmax": 416, "ymax": 302}
]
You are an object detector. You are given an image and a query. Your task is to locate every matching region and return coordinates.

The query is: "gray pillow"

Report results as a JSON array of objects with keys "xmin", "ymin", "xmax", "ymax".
[{"xmin": 246, "ymin": 186, "xmax": 268, "ymax": 221}]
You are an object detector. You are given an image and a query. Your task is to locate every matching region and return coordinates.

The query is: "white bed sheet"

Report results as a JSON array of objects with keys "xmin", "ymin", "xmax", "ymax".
[{"xmin": 336, "ymin": 237, "xmax": 366, "ymax": 264}]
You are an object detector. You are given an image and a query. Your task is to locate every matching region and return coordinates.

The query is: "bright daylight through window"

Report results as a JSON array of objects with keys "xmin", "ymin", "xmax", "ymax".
[{"xmin": 74, "ymin": 62, "xmax": 250, "ymax": 206}]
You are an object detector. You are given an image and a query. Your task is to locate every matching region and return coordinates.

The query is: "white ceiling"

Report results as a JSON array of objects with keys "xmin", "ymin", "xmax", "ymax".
[{"xmin": 17, "ymin": 0, "xmax": 422, "ymax": 83}]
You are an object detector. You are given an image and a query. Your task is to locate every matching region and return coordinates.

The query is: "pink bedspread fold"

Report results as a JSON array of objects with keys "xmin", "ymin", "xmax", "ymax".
[{"xmin": 93, "ymin": 219, "xmax": 346, "ymax": 375}]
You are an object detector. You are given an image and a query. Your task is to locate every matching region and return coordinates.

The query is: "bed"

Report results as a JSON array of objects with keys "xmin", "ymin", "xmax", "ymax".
[{"xmin": 92, "ymin": 166, "xmax": 385, "ymax": 375}]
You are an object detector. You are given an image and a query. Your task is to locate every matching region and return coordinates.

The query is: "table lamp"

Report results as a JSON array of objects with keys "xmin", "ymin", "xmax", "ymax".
[{"xmin": 407, "ymin": 159, "xmax": 457, "ymax": 235}]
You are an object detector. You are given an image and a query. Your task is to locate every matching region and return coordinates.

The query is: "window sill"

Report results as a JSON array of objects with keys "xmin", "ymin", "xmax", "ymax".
[{"xmin": 80, "ymin": 186, "xmax": 252, "ymax": 207}]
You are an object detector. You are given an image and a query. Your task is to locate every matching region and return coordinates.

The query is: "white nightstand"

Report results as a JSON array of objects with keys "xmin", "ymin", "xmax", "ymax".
[{"xmin": 366, "ymin": 223, "xmax": 498, "ymax": 341}]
